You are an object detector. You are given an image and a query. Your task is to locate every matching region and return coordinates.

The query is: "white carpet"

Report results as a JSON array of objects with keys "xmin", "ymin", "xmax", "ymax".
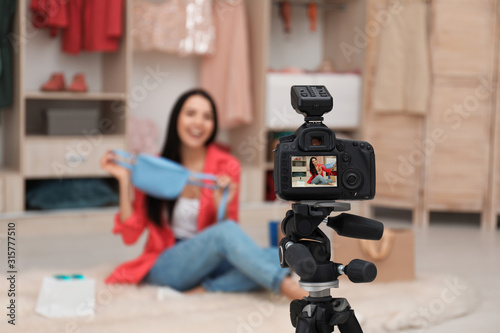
[{"xmin": 0, "ymin": 266, "xmax": 479, "ymax": 333}]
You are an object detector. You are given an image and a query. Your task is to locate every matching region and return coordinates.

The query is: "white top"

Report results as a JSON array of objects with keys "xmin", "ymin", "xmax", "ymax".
[{"xmin": 170, "ymin": 197, "xmax": 200, "ymax": 240}]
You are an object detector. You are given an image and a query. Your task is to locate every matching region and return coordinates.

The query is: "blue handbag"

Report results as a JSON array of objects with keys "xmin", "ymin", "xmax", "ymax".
[{"xmin": 112, "ymin": 150, "xmax": 229, "ymax": 222}]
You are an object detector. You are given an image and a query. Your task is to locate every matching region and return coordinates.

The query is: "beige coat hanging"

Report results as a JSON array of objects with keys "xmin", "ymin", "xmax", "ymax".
[{"xmin": 372, "ymin": 0, "xmax": 431, "ymax": 115}]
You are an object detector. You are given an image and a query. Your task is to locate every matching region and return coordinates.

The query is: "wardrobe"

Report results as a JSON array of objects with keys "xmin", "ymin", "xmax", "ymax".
[
  {"xmin": 363, "ymin": 0, "xmax": 499, "ymax": 229},
  {"xmin": 0, "ymin": 0, "xmax": 131, "ymax": 213}
]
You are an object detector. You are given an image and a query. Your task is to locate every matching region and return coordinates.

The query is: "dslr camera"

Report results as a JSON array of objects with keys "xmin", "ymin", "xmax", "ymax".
[
  {"xmin": 273, "ymin": 85, "xmax": 383, "ymax": 333},
  {"xmin": 273, "ymin": 85, "xmax": 375, "ymax": 202}
]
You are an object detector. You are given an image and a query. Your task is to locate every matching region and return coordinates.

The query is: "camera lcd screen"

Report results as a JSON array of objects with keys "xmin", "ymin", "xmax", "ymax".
[{"xmin": 291, "ymin": 156, "xmax": 338, "ymax": 187}]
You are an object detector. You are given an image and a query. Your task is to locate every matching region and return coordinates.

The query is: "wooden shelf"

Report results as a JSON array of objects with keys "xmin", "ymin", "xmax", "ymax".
[
  {"xmin": 25, "ymin": 134, "xmax": 125, "ymax": 141},
  {"xmin": 0, "ymin": 167, "xmax": 21, "ymax": 176},
  {"xmin": 22, "ymin": 134, "xmax": 126, "ymax": 179},
  {"xmin": 24, "ymin": 91, "xmax": 127, "ymax": 101}
]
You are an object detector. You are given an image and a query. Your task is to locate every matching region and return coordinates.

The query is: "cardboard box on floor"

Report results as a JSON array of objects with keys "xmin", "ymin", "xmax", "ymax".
[{"xmin": 333, "ymin": 228, "xmax": 415, "ymax": 282}]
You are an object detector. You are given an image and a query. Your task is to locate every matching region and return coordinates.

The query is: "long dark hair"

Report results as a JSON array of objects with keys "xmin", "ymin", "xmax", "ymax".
[
  {"xmin": 309, "ymin": 157, "xmax": 318, "ymax": 178},
  {"xmin": 145, "ymin": 89, "xmax": 218, "ymax": 228}
]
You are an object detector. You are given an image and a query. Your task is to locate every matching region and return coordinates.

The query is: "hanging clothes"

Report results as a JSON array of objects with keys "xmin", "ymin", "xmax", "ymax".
[
  {"xmin": 29, "ymin": 0, "xmax": 68, "ymax": 37},
  {"xmin": 0, "ymin": 0, "xmax": 16, "ymax": 110},
  {"xmin": 199, "ymin": 0, "xmax": 253, "ymax": 129},
  {"xmin": 132, "ymin": 0, "xmax": 215, "ymax": 56},
  {"xmin": 372, "ymin": 0, "xmax": 430, "ymax": 115},
  {"xmin": 30, "ymin": 0, "xmax": 123, "ymax": 55},
  {"xmin": 62, "ymin": 0, "xmax": 123, "ymax": 55}
]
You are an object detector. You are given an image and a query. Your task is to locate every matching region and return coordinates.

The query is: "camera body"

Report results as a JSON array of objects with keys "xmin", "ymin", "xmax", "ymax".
[{"xmin": 273, "ymin": 85, "xmax": 376, "ymax": 201}]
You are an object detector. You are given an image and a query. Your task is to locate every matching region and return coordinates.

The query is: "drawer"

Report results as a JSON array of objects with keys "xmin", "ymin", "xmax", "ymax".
[
  {"xmin": 23, "ymin": 136, "xmax": 126, "ymax": 178},
  {"xmin": 291, "ymin": 166, "xmax": 307, "ymax": 172}
]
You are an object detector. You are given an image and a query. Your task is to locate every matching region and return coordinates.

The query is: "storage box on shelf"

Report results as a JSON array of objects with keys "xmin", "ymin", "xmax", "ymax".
[
  {"xmin": 333, "ymin": 228, "xmax": 415, "ymax": 282},
  {"xmin": 0, "ymin": 0, "xmax": 131, "ymax": 214}
]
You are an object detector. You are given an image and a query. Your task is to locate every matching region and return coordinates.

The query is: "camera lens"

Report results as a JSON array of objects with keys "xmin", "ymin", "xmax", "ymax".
[{"xmin": 342, "ymin": 169, "xmax": 363, "ymax": 190}]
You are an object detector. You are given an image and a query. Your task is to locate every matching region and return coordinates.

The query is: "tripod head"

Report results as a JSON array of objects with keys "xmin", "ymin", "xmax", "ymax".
[
  {"xmin": 278, "ymin": 201, "xmax": 384, "ymax": 333},
  {"xmin": 279, "ymin": 201, "xmax": 384, "ymax": 284}
]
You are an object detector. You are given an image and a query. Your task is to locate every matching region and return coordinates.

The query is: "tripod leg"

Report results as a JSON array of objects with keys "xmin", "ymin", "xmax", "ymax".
[
  {"xmin": 337, "ymin": 310, "xmax": 363, "ymax": 333},
  {"xmin": 296, "ymin": 314, "xmax": 317, "ymax": 333}
]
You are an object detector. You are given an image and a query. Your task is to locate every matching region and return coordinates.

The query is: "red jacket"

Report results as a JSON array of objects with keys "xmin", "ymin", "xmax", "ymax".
[
  {"xmin": 307, "ymin": 164, "xmax": 332, "ymax": 184},
  {"xmin": 30, "ymin": 0, "xmax": 68, "ymax": 37},
  {"xmin": 105, "ymin": 144, "xmax": 240, "ymax": 284},
  {"xmin": 31, "ymin": 0, "xmax": 123, "ymax": 54}
]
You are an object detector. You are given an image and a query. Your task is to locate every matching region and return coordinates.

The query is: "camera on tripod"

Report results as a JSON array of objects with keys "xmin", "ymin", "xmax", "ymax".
[
  {"xmin": 273, "ymin": 85, "xmax": 375, "ymax": 201},
  {"xmin": 274, "ymin": 85, "xmax": 384, "ymax": 333}
]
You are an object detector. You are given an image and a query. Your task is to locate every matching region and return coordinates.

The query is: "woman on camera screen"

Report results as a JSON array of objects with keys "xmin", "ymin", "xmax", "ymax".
[
  {"xmin": 100, "ymin": 89, "xmax": 304, "ymax": 299},
  {"xmin": 308, "ymin": 157, "xmax": 334, "ymax": 185}
]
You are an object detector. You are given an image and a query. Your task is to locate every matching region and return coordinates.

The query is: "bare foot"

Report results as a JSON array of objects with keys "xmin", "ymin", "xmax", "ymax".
[
  {"xmin": 280, "ymin": 276, "xmax": 308, "ymax": 300},
  {"xmin": 184, "ymin": 285, "xmax": 207, "ymax": 295}
]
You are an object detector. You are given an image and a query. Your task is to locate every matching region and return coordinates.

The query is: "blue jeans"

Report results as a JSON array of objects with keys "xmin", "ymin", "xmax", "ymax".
[
  {"xmin": 142, "ymin": 221, "xmax": 289, "ymax": 294},
  {"xmin": 311, "ymin": 175, "xmax": 332, "ymax": 185}
]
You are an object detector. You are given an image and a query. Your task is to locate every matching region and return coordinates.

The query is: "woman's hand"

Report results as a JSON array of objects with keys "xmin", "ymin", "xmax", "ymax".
[
  {"xmin": 100, "ymin": 150, "xmax": 130, "ymax": 182},
  {"xmin": 213, "ymin": 175, "xmax": 238, "ymax": 215}
]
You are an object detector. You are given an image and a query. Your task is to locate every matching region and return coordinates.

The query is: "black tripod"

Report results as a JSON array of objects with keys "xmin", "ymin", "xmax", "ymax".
[{"xmin": 279, "ymin": 201, "xmax": 384, "ymax": 333}]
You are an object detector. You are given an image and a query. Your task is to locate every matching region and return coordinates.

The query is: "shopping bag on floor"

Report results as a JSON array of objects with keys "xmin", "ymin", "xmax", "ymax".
[
  {"xmin": 35, "ymin": 276, "xmax": 95, "ymax": 318},
  {"xmin": 333, "ymin": 228, "xmax": 415, "ymax": 282}
]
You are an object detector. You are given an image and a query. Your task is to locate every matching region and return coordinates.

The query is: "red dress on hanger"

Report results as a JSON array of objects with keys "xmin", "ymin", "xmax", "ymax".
[
  {"xmin": 63, "ymin": 0, "xmax": 123, "ymax": 55},
  {"xmin": 30, "ymin": 0, "xmax": 123, "ymax": 55}
]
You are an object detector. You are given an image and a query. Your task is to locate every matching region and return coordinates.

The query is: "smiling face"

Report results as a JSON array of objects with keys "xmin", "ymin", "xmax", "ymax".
[
  {"xmin": 311, "ymin": 158, "xmax": 318, "ymax": 167},
  {"xmin": 177, "ymin": 94, "xmax": 215, "ymax": 149}
]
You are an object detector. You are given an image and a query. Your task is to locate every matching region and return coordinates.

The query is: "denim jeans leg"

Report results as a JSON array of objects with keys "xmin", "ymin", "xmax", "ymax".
[
  {"xmin": 143, "ymin": 222, "xmax": 289, "ymax": 293},
  {"xmin": 203, "ymin": 267, "xmax": 262, "ymax": 292},
  {"xmin": 202, "ymin": 247, "xmax": 287, "ymax": 292},
  {"xmin": 311, "ymin": 175, "xmax": 331, "ymax": 185}
]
